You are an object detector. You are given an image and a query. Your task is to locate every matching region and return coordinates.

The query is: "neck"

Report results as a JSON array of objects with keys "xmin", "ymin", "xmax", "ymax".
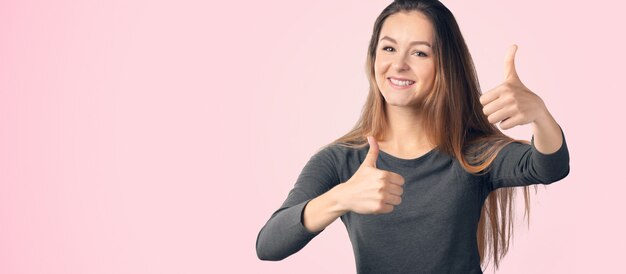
[{"xmin": 380, "ymin": 104, "xmax": 434, "ymax": 151}]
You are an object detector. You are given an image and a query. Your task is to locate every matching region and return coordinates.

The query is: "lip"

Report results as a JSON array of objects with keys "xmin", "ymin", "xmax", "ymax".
[
  {"xmin": 387, "ymin": 77, "xmax": 415, "ymax": 89},
  {"xmin": 388, "ymin": 76, "xmax": 414, "ymax": 81}
]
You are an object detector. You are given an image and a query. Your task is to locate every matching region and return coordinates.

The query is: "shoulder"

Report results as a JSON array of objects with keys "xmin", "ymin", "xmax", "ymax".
[
  {"xmin": 314, "ymin": 142, "xmax": 363, "ymax": 161},
  {"xmin": 310, "ymin": 141, "xmax": 369, "ymax": 169},
  {"xmin": 495, "ymin": 140, "xmax": 531, "ymax": 158}
]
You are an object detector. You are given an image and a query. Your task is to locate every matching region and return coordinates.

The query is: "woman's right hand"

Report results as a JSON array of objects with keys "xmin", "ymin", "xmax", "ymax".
[{"xmin": 336, "ymin": 136, "xmax": 405, "ymax": 215}]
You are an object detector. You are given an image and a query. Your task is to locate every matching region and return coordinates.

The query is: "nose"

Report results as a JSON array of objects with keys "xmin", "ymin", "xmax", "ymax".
[{"xmin": 392, "ymin": 54, "xmax": 410, "ymax": 71}]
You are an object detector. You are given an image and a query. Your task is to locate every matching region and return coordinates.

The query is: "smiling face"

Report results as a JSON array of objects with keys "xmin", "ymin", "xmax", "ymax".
[{"xmin": 374, "ymin": 11, "xmax": 436, "ymax": 109}]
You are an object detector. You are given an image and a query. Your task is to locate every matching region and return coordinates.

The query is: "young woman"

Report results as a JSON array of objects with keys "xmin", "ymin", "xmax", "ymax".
[{"xmin": 256, "ymin": 0, "xmax": 570, "ymax": 273}]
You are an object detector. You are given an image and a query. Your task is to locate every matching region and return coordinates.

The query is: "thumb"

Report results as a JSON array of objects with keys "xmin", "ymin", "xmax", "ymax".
[
  {"xmin": 363, "ymin": 136, "xmax": 379, "ymax": 168},
  {"xmin": 504, "ymin": 44, "xmax": 519, "ymax": 80}
]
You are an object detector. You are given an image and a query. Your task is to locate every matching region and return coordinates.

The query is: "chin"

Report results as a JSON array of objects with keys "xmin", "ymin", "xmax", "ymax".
[
  {"xmin": 386, "ymin": 101, "xmax": 413, "ymax": 107},
  {"xmin": 382, "ymin": 92, "xmax": 422, "ymax": 107},
  {"xmin": 382, "ymin": 96, "xmax": 410, "ymax": 107}
]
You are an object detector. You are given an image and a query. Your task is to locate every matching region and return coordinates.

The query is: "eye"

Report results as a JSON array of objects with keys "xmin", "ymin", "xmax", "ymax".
[
  {"xmin": 382, "ymin": 47, "xmax": 428, "ymax": 57},
  {"xmin": 381, "ymin": 46, "xmax": 428, "ymax": 57}
]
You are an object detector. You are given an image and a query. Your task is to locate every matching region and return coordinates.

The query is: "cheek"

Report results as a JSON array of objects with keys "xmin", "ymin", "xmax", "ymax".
[
  {"xmin": 425, "ymin": 70, "xmax": 436, "ymax": 90},
  {"xmin": 373, "ymin": 62, "xmax": 384, "ymax": 81},
  {"xmin": 419, "ymin": 63, "xmax": 436, "ymax": 83},
  {"xmin": 373, "ymin": 63, "xmax": 386, "ymax": 89}
]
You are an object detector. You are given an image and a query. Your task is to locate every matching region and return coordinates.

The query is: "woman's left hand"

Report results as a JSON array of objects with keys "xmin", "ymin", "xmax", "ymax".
[{"xmin": 479, "ymin": 44, "xmax": 550, "ymax": 130}]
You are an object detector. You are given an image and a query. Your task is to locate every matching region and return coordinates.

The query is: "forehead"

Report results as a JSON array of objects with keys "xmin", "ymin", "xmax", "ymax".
[{"xmin": 380, "ymin": 11, "xmax": 434, "ymax": 42}]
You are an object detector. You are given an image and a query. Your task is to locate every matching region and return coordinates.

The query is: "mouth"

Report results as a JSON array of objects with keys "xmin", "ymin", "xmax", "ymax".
[{"xmin": 387, "ymin": 77, "xmax": 416, "ymax": 89}]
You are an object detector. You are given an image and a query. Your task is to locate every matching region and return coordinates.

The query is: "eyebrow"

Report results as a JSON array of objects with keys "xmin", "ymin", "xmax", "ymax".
[{"xmin": 379, "ymin": 36, "xmax": 431, "ymax": 47}]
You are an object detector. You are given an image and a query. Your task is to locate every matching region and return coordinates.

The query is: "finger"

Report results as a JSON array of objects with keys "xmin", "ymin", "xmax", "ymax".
[
  {"xmin": 363, "ymin": 136, "xmax": 379, "ymax": 168},
  {"xmin": 479, "ymin": 87, "xmax": 501, "ymax": 106},
  {"xmin": 377, "ymin": 204, "xmax": 394, "ymax": 214},
  {"xmin": 482, "ymin": 96, "xmax": 509, "ymax": 117},
  {"xmin": 504, "ymin": 44, "xmax": 519, "ymax": 80},
  {"xmin": 387, "ymin": 184, "xmax": 404, "ymax": 196},
  {"xmin": 499, "ymin": 114, "xmax": 525, "ymax": 130},
  {"xmin": 386, "ymin": 171, "xmax": 405, "ymax": 186},
  {"xmin": 384, "ymin": 194, "xmax": 402, "ymax": 206},
  {"xmin": 487, "ymin": 106, "xmax": 515, "ymax": 124}
]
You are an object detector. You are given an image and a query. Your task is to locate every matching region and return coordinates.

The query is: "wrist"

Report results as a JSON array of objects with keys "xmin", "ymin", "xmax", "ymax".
[
  {"xmin": 532, "ymin": 108, "xmax": 554, "ymax": 129},
  {"xmin": 328, "ymin": 183, "xmax": 350, "ymax": 215}
]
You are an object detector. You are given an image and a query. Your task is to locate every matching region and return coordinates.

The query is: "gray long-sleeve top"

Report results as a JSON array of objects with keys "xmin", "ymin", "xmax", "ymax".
[{"xmin": 256, "ymin": 128, "xmax": 570, "ymax": 273}]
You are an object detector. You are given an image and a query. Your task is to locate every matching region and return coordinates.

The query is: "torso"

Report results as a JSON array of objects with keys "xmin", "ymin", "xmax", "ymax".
[{"xmin": 377, "ymin": 144, "xmax": 437, "ymax": 160}]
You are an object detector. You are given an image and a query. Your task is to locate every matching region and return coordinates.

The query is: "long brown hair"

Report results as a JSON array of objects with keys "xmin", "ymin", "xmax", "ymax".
[{"xmin": 323, "ymin": 0, "xmax": 539, "ymax": 270}]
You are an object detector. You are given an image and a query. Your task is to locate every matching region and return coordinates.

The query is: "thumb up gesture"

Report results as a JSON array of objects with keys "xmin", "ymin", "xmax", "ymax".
[
  {"xmin": 479, "ymin": 44, "xmax": 551, "ymax": 130},
  {"xmin": 336, "ymin": 136, "xmax": 406, "ymax": 215}
]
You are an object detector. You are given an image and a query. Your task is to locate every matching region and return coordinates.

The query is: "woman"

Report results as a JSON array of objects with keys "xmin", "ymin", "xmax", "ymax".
[{"xmin": 256, "ymin": 0, "xmax": 570, "ymax": 273}]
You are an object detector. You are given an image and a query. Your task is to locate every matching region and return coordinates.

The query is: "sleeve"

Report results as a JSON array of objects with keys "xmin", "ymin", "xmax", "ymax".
[
  {"xmin": 256, "ymin": 146, "xmax": 341, "ymax": 261},
  {"xmin": 485, "ymin": 126, "xmax": 570, "ymax": 192}
]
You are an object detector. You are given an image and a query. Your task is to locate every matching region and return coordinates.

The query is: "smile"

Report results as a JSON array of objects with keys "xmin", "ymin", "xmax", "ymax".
[{"xmin": 388, "ymin": 77, "xmax": 415, "ymax": 89}]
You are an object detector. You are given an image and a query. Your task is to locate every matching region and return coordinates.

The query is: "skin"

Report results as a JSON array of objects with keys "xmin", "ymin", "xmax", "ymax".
[
  {"xmin": 302, "ymin": 12, "xmax": 438, "ymax": 233},
  {"xmin": 480, "ymin": 44, "xmax": 564, "ymax": 154},
  {"xmin": 372, "ymin": 10, "xmax": 563, "ymax": 157},
  {"xmin": 301, "ymin": 11, "xmax": 564, "ymax": 233},
  {"xmin": 373, "ymin": 11, "xmax": 437, "ymax": 159}
]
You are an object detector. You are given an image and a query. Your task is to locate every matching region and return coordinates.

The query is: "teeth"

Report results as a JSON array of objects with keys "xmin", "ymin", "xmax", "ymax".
[{"xmin": 390, "ymin": 78, "xmax": 415, "ymax": 86}]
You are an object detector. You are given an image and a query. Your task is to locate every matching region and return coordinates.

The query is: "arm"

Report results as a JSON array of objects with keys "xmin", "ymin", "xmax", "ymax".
[
  {"xmin": 486, "ymin": 125, "xmax": 570, "ymax": 191},
  {"xmin": 531, "ymin": 108, "xmax": 562, "ymax": 154},
  {"xmin": 256, "ymin": 146, "xmax": 342, "ymax": 261},
  {"xmin": 302, "ymin": 185, "xmax": 348, "ymax": 233},
  {"xmin": 478, "ymin": 44, "xmax": 570, "ymax": 191}
]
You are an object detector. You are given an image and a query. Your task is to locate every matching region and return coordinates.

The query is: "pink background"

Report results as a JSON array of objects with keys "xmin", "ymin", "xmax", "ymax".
[{"xmin": 1, "ymin": 0, "xmax": 623, "ymax": 273}]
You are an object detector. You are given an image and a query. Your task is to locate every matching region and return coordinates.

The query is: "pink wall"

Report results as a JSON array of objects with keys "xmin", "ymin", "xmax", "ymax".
[{"xmin": 1, "ymin": 0, "xmax": 623, "ymax": 273}]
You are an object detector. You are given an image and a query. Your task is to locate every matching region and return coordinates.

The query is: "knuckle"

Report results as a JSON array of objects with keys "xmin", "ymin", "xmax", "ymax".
[
  {"xmin": 375, "ymin": 172, "xmax": 385, "ymax": 180},
  {"xmin": 377, "ymin": 182, "xmax": 386, "ymax": 192},
  {"xmin": 504, "ymin": 94, "xmax": 514, "ymax": 103},
  {"xmin": 376, "ymin": 202, "xmax": 386, "ymax": 212},
  {"xmin": 380, "ymin": 171, "xmax": 390, "ymax": 180}
]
